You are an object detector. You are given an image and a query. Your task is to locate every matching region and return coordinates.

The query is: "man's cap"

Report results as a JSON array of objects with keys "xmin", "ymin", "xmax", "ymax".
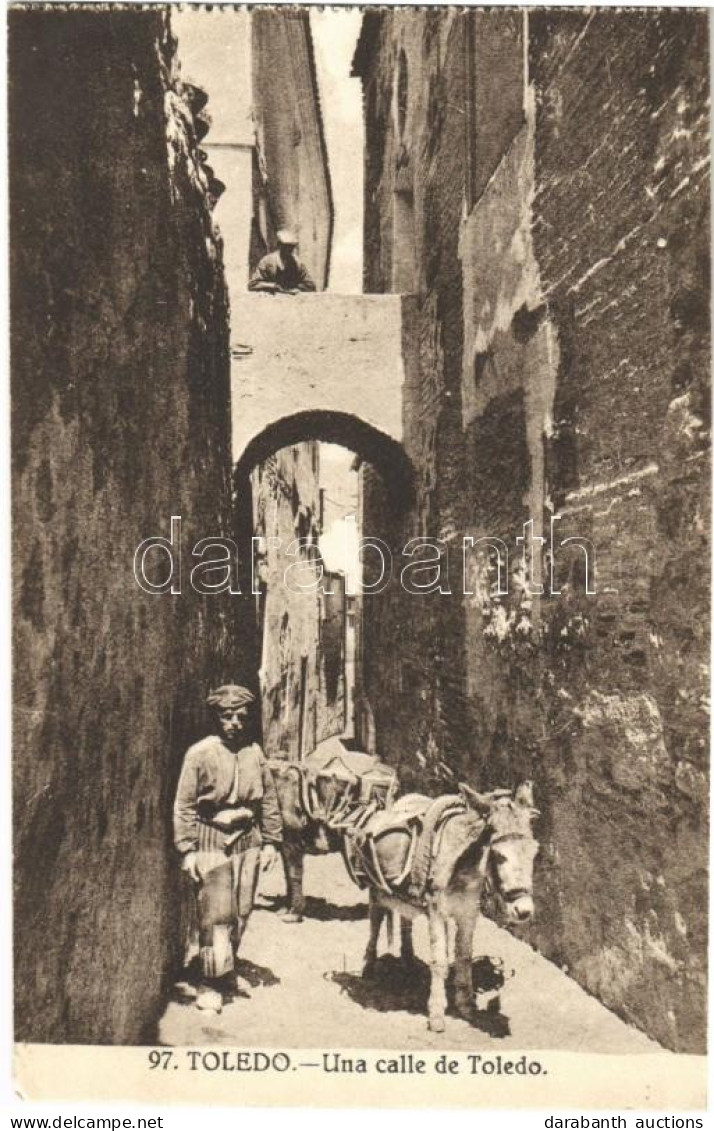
[
  {"xmin": 276, "ymin": 228, "xmax": 299, "ymax": 246},
  {"xmin": 206, "ymin": 684, "xmax": 255, "ymax": 710}
]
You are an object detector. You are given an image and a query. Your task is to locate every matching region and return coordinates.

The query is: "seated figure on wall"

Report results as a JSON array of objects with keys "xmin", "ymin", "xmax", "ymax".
[
  {"xmin": 248, "ymin": 228, "xmax": 317, "ymax": 294},
  {"xmin": 173, "ymin": 684, "xmax": 282, "ymax": 1013}
]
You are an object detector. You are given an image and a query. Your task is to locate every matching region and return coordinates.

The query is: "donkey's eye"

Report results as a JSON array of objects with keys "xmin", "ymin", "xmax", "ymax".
[{"xmin": 493, "ymin": 851, "xmax": 506, "ymax": 865}]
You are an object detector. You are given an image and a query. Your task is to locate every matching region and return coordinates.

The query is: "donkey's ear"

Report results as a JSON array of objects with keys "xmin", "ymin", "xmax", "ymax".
[
  {"xmin": 514, "ymin": 781, "xmax": 535, "ymax": 808},
  {"xmin": 458, "ymin": 782, "xmax": 492, "ymax": 815}
]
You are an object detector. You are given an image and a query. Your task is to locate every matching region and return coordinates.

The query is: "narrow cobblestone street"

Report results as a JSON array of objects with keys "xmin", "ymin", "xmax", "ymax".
[{"xmin": 160, "ymin": 854, "xmax": 661, "ymax": 1054}]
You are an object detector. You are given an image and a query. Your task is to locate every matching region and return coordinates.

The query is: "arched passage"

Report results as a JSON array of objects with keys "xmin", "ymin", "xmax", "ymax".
[
  {"xmin": 231, "ymin": 410, "xmax": 413, "ymax": 761},
  {"xmin": 229, "ymin": 291, "xmax": 419, "ymax": 760},
  {"xmin": 234, "ymin": 409, "xmax": 414, "ymax": 505},
  {"xmin": 230, "ymin": 291, "xmax": 418, "ymax": 481}
]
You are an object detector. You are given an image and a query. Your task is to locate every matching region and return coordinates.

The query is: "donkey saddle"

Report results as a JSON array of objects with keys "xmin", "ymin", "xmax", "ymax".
[
  {"xmin": 300, "ymin": 746, "xmax": 398, "ymax": 828},
  {"xmin": 342, "ymin": 792, "xmax": 469, "ymax": 902}
]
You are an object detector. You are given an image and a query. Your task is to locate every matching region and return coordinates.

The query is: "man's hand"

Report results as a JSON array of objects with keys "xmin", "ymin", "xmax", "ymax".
[
  {"xmin": 181, "ymin": 851, "xmax": 201, "ymax": 883},
  {"xmin": 261, "ymin": 843, "xmax": 279, "ymax": 873}
]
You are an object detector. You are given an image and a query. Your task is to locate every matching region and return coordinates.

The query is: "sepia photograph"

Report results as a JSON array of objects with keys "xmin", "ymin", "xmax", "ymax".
[{"xmin": 8, "ymin": 0, "xmax": 710, "ymax": 1109}]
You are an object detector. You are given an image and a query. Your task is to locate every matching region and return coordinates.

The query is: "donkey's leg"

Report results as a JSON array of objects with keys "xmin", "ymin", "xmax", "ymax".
[
  {"xmin": 454, "ymin": 911, "xmax": 478, "ymax": 1020},
  {"xmin": 400, "ymin": 917, "xmax": 415, "ymax": 966},
  {"xmin": 363, "ymin": 890, "xmax": 385, "ymax": 976},
  {"xmin": 427, "ymin": 909, "xmax": 449, "ymax": 1033},
  {"xmin": 447, "ymin": 918, "xmax": 456, "ymax": 965},
  {"xmin": 385, "ymin": 910, "xmax": 395, "ymax": 952},
  {"xmin": 281, "ymin": 839, "xmax": 305, "ymax": 923}
]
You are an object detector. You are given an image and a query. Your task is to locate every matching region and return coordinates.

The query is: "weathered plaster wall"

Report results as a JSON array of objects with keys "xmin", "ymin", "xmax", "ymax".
[
  {"xmin": 11, "ymin": 9, "xmax": 234, "ymax": 1043},
  {"xmin": 252, "ymin": 444, "xmax": 346, "ymax": 760},
  {"xmin": 358, "ymin": 8, "xmax": 709, "ymax": 1050}
]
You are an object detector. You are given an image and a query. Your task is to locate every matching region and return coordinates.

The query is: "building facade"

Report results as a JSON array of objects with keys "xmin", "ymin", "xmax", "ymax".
[
  {"xmin": 354, "ymin": 9, "xmax": 709, "ymax": 1052},
  {"xmin": 252, "ymin": 445, "xmax": 346, "ymax": 760}
]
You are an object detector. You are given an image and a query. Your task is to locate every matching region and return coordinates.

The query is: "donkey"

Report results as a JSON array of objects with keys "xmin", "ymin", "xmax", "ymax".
[
  {"xmin": 269, "ymin": 751, "xmax": 398, "ymax": 921},
  {"xmin": 360, "ymin": 781, "xmax": 539, "ymax": 1032},
  {"xmin": 268, "ymin": 759, "xmax": 340, "ymax": 922}
]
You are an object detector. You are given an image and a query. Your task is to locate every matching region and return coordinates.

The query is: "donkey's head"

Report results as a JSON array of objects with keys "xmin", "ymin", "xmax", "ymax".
[
  {"xmin": 459, "ymin": 781, "xmax": 539, "ymax": 925},
  {"xmin": 269, "ymin": 760, "xmax": 309, "ymax": 833},
  {"xmin": 269, "ymin": 760, "xmax": 337, "ymax": 852}
]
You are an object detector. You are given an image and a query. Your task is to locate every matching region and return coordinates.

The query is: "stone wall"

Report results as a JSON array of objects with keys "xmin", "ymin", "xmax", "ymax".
[
  {"xmin": 11, "ymin": 8, "xmax": 234, "ymax": 1043},
  {"xmin": 357, "ymin": 9, "xmax": 709, "ymax": 1051}
]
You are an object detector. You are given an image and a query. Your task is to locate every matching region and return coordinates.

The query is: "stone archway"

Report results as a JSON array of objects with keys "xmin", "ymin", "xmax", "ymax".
[
  {"xmin": 230, "ymin": 291, "xmax": 418, "ymax": 480},
  {"xmin": 234, "ymin": 408, "xmax": 414, "ymax": 503}
]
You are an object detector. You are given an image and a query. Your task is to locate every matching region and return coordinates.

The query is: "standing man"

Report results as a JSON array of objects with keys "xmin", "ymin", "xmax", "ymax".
[
  {"xmin": 174, "ymin": 685, "xmax": 282, "ymax": 1012},
  {"xmin": 248, "ymin": 228, "xmax": 317, "ymax": 294}
]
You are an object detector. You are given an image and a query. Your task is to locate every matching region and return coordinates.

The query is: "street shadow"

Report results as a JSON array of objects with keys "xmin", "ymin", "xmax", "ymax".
[
  {"xmin": 171, "ymin": 956, "xmax": 281, "ymax": 1006},
  {"xmin": 219, "ymin": 958, "xmax": 281, "ymax": 1004},
  {"xmin": 330, "ymin": 954, "xmax": 511, "ymax": 1038},
  {"xmin": 302, "ymin": 895, "xmax": 369, "ymax": 922},
  {"xmin": 258, "ymin": 894, "xmax": 368, "ymax": 921},
  {"xmin": 254, "ymin": 893, "xmax": 283, "ymax": 910},
  {"xmin": 234, "ymin": 957, "xmax": 281, "ymax": 989}
]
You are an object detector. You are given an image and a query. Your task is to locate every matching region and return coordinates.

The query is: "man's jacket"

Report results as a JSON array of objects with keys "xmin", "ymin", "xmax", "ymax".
[{"xmin": 174, "ymin": 737, "xmax": 283, "ymax": 854}]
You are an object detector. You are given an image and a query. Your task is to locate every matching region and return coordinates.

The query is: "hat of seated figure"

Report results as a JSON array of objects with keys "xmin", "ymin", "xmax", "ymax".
[{"xmin": 276, "ymin": 228, "xmax": 299, "ymax": 247}]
